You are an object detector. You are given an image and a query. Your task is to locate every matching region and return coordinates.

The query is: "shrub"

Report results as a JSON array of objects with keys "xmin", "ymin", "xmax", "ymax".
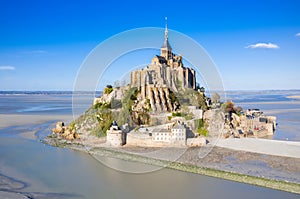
[
  {"xmin": 172, "ymin": 112, "xmax": 182, "ymax": 117},
  {"xmin": 122, "ymin": 87, "xmax": 138, "ymax": 111},
  {"xmin": 96, "ymin": 110, "xmax": 113, "ymax": 136},
  {"xmin": 195, "ymin": 119, "xmax": 208, "ymax": 137},
  {"xmin": 111, "ymin": 98, "xmax": 122, "ymax": 109},
  {"xmin": 104, "ymin": 86, "xmax": 113, "ymax": 94},
  {"xmin": 168, "ymin": 91, "xmax": 178, "ymax": 104},
  {"xmin": 94, "ymin": 102, "xmax": 111, "ymax": 110},
  {"xmin": 184, "ymin": 114, "xmax": 193, "ymax": 120},
  {"xmin": 197, "ymin": 92, "xmax": 208, "ymax": 111},
  {"xmin": 69, "ymin": 122, "xmax": 75, "ymax": 131},
  {"xmin": 197, "ymin": 128, "xmax": 209, "ymax": 137},
  {"xmin": 223, "ymin": 101, "xmax": 235, "ymax": 113}
]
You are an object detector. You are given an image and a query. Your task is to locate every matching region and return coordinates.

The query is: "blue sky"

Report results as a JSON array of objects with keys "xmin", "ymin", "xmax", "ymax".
[{"xmin": 0, "ymin": 0, "xmax": 299, "ymax": 91}]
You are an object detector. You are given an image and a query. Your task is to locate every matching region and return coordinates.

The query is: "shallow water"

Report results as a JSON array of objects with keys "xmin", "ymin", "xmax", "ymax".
[
  {"xmin": 0, "ymin": 91, "xmax": 299, "ymax": 198},
  {"xmin": 0, "ymin": 94, "xmax": 73, "ymax": 115},
  {"xmin": 0, "ymin": 125, "xmax": 299, "ymax": 199}
]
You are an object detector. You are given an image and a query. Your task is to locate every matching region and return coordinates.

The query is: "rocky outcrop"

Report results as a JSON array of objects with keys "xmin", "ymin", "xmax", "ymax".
[
  {"xmin": 52, "ymin": 122, "xmax": 80, "ymax": 141},
  {"xmin": 93, "ymin": 87, "xmax": 127, "ymax": 105}
]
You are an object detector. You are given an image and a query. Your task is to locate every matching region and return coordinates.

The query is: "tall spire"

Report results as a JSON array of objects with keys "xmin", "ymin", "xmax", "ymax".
[
  {"xmin": 162, "ymin": 17, "xmax": 172, "ymax": 49},
  {"xmin": 165, "ymin": 17, "xmax": 168, "ymax": 41}
]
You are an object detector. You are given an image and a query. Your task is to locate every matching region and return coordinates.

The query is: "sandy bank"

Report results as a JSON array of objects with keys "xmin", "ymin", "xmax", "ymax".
[
  {"xmin": 216, "ymin": 138, "xmax": 300, "ymax": 158},
  {"xmin": 69, "ymin": 145, "xmax": 300, "ymax": 193},
  {"xmin": 287, "ymin": 95, "xmax": 300, "ymax": 100},
  {"xmin": 0, "ymin": 191, "xmax": 28, "ymax": 199},
  {"xmin": 0, "ymin": 114, "xmax": 73, "ymax": 129},
  {"xmin": 237, "ymin": 100, "xmax": 300, "ymax": 105}
]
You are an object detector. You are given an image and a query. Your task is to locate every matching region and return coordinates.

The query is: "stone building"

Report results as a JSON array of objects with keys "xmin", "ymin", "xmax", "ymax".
[
  {"xmin": 106, "ymin": 121, "xmax": 124, "ymax": 147},
  {"xmin": 171, "ymin": 122, "xmax": 187, "ymax": 145},
  {"xmin": 130, "ymin": 20, "xmax": 196, "ymax": 112},
  {"xmin": 151, "ymin": 121, "xmax": 187, "ymax": 146}
]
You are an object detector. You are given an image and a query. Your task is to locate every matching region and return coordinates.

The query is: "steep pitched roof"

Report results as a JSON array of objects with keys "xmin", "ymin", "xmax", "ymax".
[
  {"xmin": 162, "ymin": 39, "xmax": 172, "ymax": 49},
  {"xmin": 172, "ymin": 122, "xmax": 185, "ymax": 130}
]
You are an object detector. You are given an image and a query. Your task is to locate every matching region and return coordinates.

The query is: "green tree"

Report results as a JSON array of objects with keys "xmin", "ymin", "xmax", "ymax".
[
  {"xmin": 168, "ymin": 90, "xmax": 178, "ymax": 105},
  {"xmin": 104, "ymin": 85, "xmax": 113, "ymax": 94},
  {"xmin": 122, "ymin": 87, "xmax": 138, "ymax": 111},
  {"xmin": 115, "ymin": 108, "xmax": 132, "ymax": 126},
  {"xmin": 200, "ymin": 87, "xmax": 205, "ymax": 93},
  {"xmin": 194, "ymin": 119, "xmax": 208, "ymax": 137},
  {"xmin": 197, "ymin": 92, "xmax": 208, "ymax": 111},
  {"xmin": 223, "ymin": 101, "xmax": 235, "ymax": 113},
  {"xmin": 96, "ymin": 109, "xmax": 113, "ymax": 136}
]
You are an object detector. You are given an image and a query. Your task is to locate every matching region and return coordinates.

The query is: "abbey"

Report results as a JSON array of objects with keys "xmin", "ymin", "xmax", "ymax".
[{"xmin": 130, "ymin": 20, "xmax": 196, "ymax": 112}]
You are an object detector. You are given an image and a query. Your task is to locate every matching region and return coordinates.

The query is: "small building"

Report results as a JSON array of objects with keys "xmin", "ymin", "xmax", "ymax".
[
  {"xmin": 106, "ymin": 121, "xmax": 124, "ymax": 147},
  {"xmin": 171, "ymin": 122, "xmax": 186, "ymax": 145},
  {"xmin": 151, "ymin": 121, "xmax": 187, "ymax": 146},
  {"xmin": 152, "ymin": 129, "xmax": 171, "ymax": 143}
]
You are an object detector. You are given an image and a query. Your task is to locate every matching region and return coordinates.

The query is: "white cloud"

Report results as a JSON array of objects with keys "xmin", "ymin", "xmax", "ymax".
[
  {"xmin": 0, "ymin": 66, "xmax": 15, "ymax": 70},
  {"xmin": 296, "ymin": 33, "xmax": 300, "ymax": 37},
  {"xmin": 245, "ymin": 42, "xmax": 279, "ymax": 49}
]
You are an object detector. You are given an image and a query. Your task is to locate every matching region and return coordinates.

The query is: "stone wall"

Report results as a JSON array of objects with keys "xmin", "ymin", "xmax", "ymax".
[
  {"xmin": 187, "ymin": 137, "xmax": 206, "ymax": 147},
  {"xmin": 93, "ymin": 87, "xmax": 127, "ymax": 105},
  {"xmin": 106, "ymin": 126, "xmax": 123, "ymax": 147}
]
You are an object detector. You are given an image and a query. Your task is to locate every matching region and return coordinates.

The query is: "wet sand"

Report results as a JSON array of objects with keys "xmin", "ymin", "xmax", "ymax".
[
  {"xmin": 287, "ymin": 96, "xmax": 300, "ymax": 100},
  {"xmin": 0, "ymin": 114, "xmax": 73, "ymax": 130},
  {"xmin": 216, "ymin": 138, "xmax": 300, "ymax": 158},
  {"xmin": 0, "ymin": 114, "xmax": 74, "ymax": 198}
]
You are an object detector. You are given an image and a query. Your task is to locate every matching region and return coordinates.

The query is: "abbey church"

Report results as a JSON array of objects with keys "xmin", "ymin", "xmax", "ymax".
[{"xmin": 130, "ymin": 20, "xmax": 197, "ymax": 112}]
